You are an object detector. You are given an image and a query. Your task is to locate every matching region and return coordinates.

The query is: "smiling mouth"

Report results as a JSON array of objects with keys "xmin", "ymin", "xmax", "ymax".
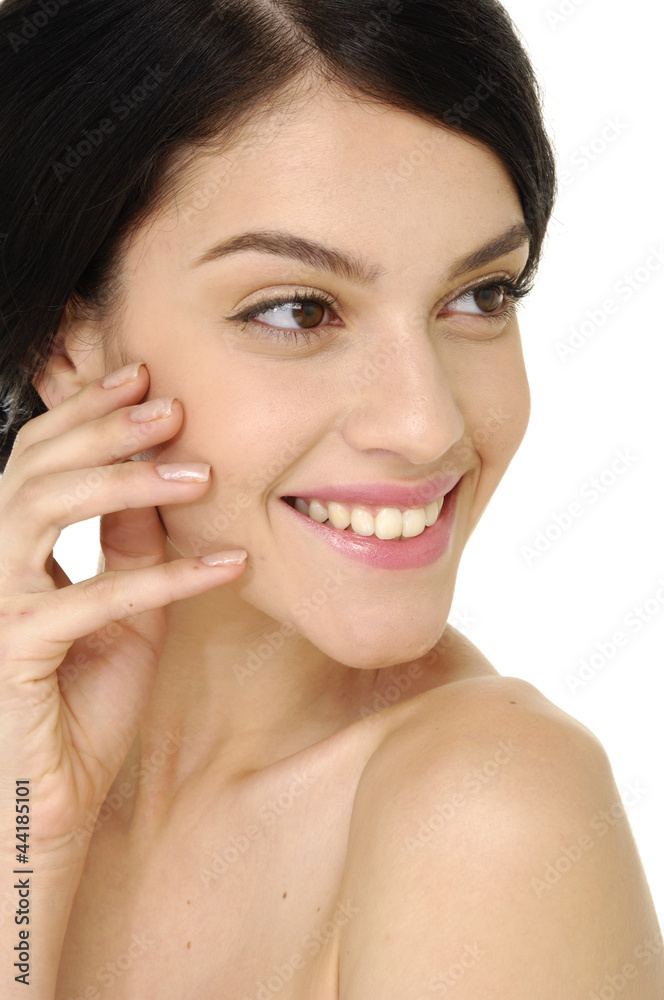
[{"xmin": 281, "ymin": 493, "xmax": 447, "ymax": 541}]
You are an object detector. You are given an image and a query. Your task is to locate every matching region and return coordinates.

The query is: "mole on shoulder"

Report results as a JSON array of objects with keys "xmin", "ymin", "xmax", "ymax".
[
  {"xmin": 283, "ymin": 891, "xmax": 287, "ymax": 898},
  {"xmin": 187, "ymin": 941, "xmax": 191, "ymax": 949}
]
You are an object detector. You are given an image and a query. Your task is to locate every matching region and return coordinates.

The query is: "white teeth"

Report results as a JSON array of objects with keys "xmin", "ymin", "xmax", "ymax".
[
  {"xmin": 425, "ymin": 501, "xmax": 441, "ymax": 527},
  {"xmin": 308, "ymin": 499, "xmax": 330, "ymax": 523},
  {"xmin": 350, "ymin": 506, "xmax": 374, "ymax": 536},
  {"xmin": 401, "ymin": 507, "xmax": 427, "ymax": 537},
  {"xmin": 328, "ymin": 501, "xmax": 351, "ymax": 529},
  {"xmin": 291, "ymin": 495, "xmax": 445, "ymax": 539}
]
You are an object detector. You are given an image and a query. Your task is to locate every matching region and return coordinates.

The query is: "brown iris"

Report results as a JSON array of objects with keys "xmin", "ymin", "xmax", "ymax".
[
  {"xmin": 292, "ymin": 301, "xmax": 325, "ymax": 328},
  {"xmin": 473, "ymin": 286, "xmax": 504, "ymax": 313}
]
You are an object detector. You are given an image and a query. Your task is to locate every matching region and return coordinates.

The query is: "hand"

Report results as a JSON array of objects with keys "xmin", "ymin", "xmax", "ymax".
[{"xmin": 0, "ymin": 362, "xmax": 246, "ymax": 860}]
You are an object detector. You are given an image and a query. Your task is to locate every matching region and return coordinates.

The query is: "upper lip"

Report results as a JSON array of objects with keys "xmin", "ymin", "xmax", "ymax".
[{"xmin": 282, "ymin": 473, "xmax": 463, "ymax": 512}]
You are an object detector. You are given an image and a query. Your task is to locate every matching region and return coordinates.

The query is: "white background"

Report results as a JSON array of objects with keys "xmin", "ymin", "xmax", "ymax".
[
  {"xmin": 450, "ymin": 0, "xmax": 664, "ymax": 926},
  {"xmin": 46, "ymin": 0, "xmax": 663, "ymax": 924}
]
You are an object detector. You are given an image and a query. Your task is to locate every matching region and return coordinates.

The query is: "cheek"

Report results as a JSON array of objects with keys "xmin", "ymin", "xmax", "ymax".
[
  {"xmin": 151, "ymin": 375, "xmax": 308, "ymax": 552},
  {"xmin": 467, "ymin": 340, "xmax": 530, "ymax": 469}
]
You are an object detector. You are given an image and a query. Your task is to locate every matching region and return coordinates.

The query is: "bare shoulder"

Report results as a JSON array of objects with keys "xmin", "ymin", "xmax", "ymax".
[
  {"xmin": 336, "ymin": 670, "xmax": 664, "ymax": 999},
  {"xmin": 349, "ymin": 671, "xmax": 612, "ymax": 856},
  {"xmin": 363, "ymin": 640, "xmax": 610, "ymax": 791}
]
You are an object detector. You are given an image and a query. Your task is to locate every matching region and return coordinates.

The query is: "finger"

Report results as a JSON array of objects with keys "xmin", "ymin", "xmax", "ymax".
[
  {"xmin": 0, "ymin": 461, "xmax": 212, "ymax": 584},
  {"xmin": 99, "ymin": 504, "xmax": 168, "ymax": 572},
  {"xmin": 8, "ymin": 362, "xmax": 150, "ymax": 463},
  {"xmin": 5, "ymin": 552, "xmax": 248, "ymax": 683},
  {"xmin": 47, "ymin": 553, "xmax": 73, "ymax": 589},
  {"xmin": 95, "ymin": 505, "xmax": 171, "ymax": 657},
  {"xmin": 7, "ymin": 395, "xmax": 185, "ymax": 482}
]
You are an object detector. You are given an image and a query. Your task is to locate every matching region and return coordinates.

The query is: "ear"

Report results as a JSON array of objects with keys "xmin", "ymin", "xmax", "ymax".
[{"xmin": 31, "ymin": 304, "xmax": 106, "ymax": 409}]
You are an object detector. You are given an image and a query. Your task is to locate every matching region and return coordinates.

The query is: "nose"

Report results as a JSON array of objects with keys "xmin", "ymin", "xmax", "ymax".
[{"xmin": 340, "ymin": 321, "xmax": 466, "ymax": 466}]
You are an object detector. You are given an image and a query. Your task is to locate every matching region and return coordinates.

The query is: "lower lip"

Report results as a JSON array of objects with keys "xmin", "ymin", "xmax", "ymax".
[{"xmin": 279, "ymin": 478, "xmax": 461, "ymax": 570}]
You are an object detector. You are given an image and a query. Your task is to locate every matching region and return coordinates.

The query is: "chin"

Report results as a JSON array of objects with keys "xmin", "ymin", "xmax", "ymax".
[{"xmin": 307, "ymin": 614, "xmax": 450, "ymax": 672}]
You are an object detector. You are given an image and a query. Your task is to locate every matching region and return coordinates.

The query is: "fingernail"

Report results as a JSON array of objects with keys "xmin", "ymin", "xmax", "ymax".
[
  {"xmin": 156, "ymin": 463, "xmax": 210, "ymax": 482},
  {"xmin": 130, "ymin": 397, "xmax": 175, "ymax": 422},
  {"xmin": 101, "ymin": 362, "xmax": 146, "ymax": 388},
  {"xmin": 201, "ymin": 549, "xmax": 248, "ymax": 566}
]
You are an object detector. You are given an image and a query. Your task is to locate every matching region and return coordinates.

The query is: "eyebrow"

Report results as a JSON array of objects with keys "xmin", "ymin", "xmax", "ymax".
[{"xmin": 190, "ymin": 221, "xmax": 531, "ymax": 284}]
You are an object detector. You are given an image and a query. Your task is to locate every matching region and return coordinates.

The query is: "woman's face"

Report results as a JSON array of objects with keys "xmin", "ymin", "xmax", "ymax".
[{"xmin": 97, "ymin": 84, "xmax": 531, "ymax": 669}]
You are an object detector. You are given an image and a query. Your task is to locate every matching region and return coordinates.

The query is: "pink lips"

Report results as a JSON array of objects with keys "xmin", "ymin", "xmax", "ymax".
[
  {"xmin": 280, "ymin": 476, "xmax": 462, "ymax": 570},
  {"xmin": 281, "ymin": 473, "xmax": 462, "ymax": 517}
]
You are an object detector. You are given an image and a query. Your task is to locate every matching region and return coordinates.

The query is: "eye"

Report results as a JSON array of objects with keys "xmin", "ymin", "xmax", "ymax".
[
  {"xmin": 230, "ymin": 289, "xmax": 340, "ymax": 343},
  {"xmin": 444, "ymin": 282, "xmax": 513, "ymax": 318}
]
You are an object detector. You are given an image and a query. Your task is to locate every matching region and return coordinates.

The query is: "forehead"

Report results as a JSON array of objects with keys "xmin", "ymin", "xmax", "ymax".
[{"xmin": 123, "ymin": 85, "xmax": 524, "ymax": 278}]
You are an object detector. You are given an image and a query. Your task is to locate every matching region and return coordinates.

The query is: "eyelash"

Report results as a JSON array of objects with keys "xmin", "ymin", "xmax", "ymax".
[{"xmin": 229, "ymin": 275, "xmax": 532, "ymax": 344}]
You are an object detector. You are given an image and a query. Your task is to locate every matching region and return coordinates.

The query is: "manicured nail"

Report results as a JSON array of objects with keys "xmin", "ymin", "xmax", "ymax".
[
  {"xmin": 130, "ymin": 397, "xmax": 175, "ymax": 422},
  {"xmin": 201, "ymin": 549, "xmax": 247, "ymax": 566},
  {"xmin": 156, "ymin": 463, "xmax": 210, "ymax": 482},
  {"xmin": 101, "ymin": 362, "xmax": 146, "ymax": 388}
]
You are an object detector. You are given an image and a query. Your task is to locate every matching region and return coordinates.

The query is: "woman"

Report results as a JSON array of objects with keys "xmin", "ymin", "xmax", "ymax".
[{"xmin": 1, "ymin": 0, "xmax": 662, "ymax": 997}]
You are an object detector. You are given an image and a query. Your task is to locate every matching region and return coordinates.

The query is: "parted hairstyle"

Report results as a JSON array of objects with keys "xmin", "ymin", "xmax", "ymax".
[{"xmin": 0, "ymin": 0, "xmax": 557, "ymax": 473}]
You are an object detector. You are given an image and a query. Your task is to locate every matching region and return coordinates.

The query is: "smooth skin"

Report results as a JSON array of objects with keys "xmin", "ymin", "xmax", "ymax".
[
  {"xmin": 339, "ymin": 677, "xmax": 664, "ymax": 998},
  {"xmin": 1, "ymin": 76, "xmax": 662, "ymax": 996},
  {"xmin": 30, "ymin": 79, "xmax": 534, "ymax": 792},
  {"xmin": 0, "ymin": 367, "xmax": 247, "ymax": 996}
]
